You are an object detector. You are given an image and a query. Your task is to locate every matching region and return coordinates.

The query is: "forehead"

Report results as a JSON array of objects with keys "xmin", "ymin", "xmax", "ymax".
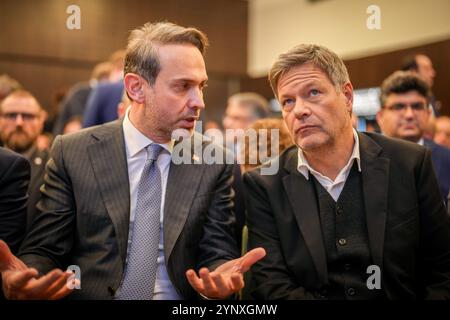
[
  {"xmin": 277, "ymin": 64, "xmax": 332, "ymax": 94},
  {"xmin": 416, "ymin": 55, "xmax": 432, "ymax": 67},
  {"xmin": 226, "ymin": 101, "xmax": 253, "ymax": 115},
  {"xmin": 156, "ymin": 44, "xmax": 207, "ymax": 82},
  {"xmin": 1, "ymin": 96, "xmax": 40, "ymax": 112},
  {"xmin": 385, "ymin": 90, "xmax": 427, "ymax": 104}
]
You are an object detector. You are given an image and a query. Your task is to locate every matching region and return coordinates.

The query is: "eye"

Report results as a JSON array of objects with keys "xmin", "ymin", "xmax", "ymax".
[
  {"xmin": 309, "ymin": 89, "xmax": 320, "ymax": 97},
  {"xmin": 281, "ymin": 98, "xmax": 295, "ymax": 107}
]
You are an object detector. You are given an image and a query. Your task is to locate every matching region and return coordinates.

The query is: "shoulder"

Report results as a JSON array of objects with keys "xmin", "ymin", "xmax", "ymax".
[
  {"xmin": 425, "ymin": 139, "xmax": 450, "ymax": 160},
  {"xmin": 0, "ymin": 147, "xmax": 30, "ymax": 182},
  {"xmin": 360, "ymin": 132, "xmax": 427, "ymax": 162},
  {"xmin": 0, "ymin": 147, "xmax": 29, "ymax": 170}
]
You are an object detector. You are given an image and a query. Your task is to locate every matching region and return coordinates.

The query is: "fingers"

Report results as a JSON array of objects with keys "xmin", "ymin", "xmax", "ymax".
[
  {"xmin": 199, "ymin": 268, "xmax": 217, "ymax": 294},
  {"xmin": 0, "ymin": 240, "xmax": 13, "ymax": 271},
  {"xmin": 42, "ymin": 271, "xmax": 72, "ymax": 298},
  {"xmin": 211, "ymin": 272, "xmax": 232, "ymax": 294},
  {"xmin": 6, "ymin": 268, "xmax": 39, "ymax": 290},
  {"xmin": 187, "ymin": 267, "xmax": 239, "ymax": 299},
  {"xmin": 239, "ymin": 247, "xmax": 266, "ymax": 273},
  {"xmin": 230, "ymin": 273, "xmax": 244, "ymax": 292},
  {"xmin": 15, "ymin": 269, "xmax": 67, "ymax": 300},
  {"xmin": 48, "ymin": 284, "xmax": 74, "ymax": 300},
  {"xmin": 186, "ymin": 269, "xmax": 205, "ymax": 293}
]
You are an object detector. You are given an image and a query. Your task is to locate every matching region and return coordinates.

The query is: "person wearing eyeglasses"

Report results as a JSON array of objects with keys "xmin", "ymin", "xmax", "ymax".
[
  {"xmin": 376, "ymin": 71, "xmax": 450, "ymax": 203},
  {"xmin": 0, "ymin": 90, "xmax": 49, "ymax": 230}
]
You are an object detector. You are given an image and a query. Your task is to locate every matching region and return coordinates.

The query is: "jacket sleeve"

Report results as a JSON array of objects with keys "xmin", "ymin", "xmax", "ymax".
[{"xmin": 18, "ymin": 136, "xmax": 76, "ymax": 275}]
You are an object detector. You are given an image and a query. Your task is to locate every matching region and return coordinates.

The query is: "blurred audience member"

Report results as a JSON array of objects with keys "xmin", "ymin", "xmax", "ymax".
[
  {"xmin": 401, "ymin": 54, "xmax": 440, "ymax": 116},
  {"xmin": 83, "ymin": 50, "xmax": 126, "ymax": 128},
  {"xmin": 434, "ymin": 116, "xmax": 450, "ymax": 149},
  {"xmin": 0, "ymin": 90, "xmax": 49, "ymax": 230},
  {"xmin": 222, "ymin": 92, "xmax": 270, "ymax": 248},
  {"xmin": 377, "ymin": 71, "xmax": 450, "ymax": 203},
  {"xmin": 241, "ymin": 118, "xmax": 293, "ymax": 173},
  {"xmin": 53, "ymin": 61, "xmax": 112, "ymax": 135},
  {"xmin": 0, "ymin": 74, "xmax": 22, "ymax": 102},
  {"xmin": 63, "ymin": 116, "xmax": 83, "ymax": 135},
  {"xmin": 108, "ymin": 49, "xmax": 126, "ymax": 82},
  {"xmin": 223, "ymin": 92, "xmax": 270, "ymax": 151}
]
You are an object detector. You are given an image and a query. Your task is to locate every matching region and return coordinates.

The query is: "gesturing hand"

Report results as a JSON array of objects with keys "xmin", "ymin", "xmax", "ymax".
[
  {"xmin": 0, "ymin": 240, "xmax": 74, "ymax": 300},
  {"xmin": 185, "ymin": 247, "xmax": 266, "ymax": 299}
]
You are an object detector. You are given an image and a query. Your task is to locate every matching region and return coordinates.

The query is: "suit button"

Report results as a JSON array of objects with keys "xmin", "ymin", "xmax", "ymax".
[
  {"xmin": 336, "ymin": 206, "xmax": 344, "ymax": 215},
  {"xmin": 319, "ymin": 288, "xmax": 328, "ymax": 298},
  {"xmin": 338, "ymin": 238, "xmax": 347, "ymax": 246},
  {"xmin": 344, "ymin": 263, "xmax": 351, "ymax": 271},
  {"xmin": 347, "ymin": 287, "xmax": 356, "ymax": 296}
]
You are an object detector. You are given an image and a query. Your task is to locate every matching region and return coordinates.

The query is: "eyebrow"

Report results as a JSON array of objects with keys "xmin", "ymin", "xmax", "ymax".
[{"xmin": 171, "ymin": 77, "xmax": 208, "ymax": 85}]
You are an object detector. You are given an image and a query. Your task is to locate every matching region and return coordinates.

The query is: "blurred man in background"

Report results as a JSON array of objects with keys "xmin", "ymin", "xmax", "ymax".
[
  {"xmin": 0, "ymin": 90, "xmax": 48, "ymax": 230},
  {"xmin": 434, "ymin": 116, "xmax": 450, "ymax": 149},
  {"xmin": 376, "ymin": 71, "xmax": 450, "ymax": 203}
]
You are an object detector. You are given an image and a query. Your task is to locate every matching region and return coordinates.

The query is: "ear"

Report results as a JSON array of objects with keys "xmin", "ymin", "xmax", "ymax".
[
  {"xmin": 124, "ymin": 73, "xmax": 146, "ymax": 104},
  {"xmin": 375, "ymin": 110, "xmax": 384, "ymax": 128},
  {"xmin": 342, "ymin": 82, "xmax": 354, "ymax": 113}
]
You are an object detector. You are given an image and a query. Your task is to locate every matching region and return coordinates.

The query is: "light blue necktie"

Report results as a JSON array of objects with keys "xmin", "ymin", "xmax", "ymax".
[{"xmin": 117, "ymin": 143, "xmax": 163, "ymax": 300}]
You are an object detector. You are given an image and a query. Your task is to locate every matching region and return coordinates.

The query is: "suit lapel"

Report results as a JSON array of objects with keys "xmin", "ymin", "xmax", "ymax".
[
  {"xmin": 282, "ymin": 150, "xmax": 328, "ymax": 284},
  {"xmin": 359, "ymin": 133, "xmax": 389, "ymax": 269},
  {"xmin": 87, "ymin": 120, "xmax": 130, "ymax": 266},
  {"xmin": 163, "ymin": 134, "xmax": 206, "ymax": 263}
]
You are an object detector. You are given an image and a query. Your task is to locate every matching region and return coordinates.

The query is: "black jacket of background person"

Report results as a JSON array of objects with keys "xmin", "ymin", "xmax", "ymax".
[
  {"xmin": 0, "ymin": 147, "xmax": 30, "ymax": 254},
  {"xmin": 244, "ymin": 132, "xmax": 450, "ymax": 299}
]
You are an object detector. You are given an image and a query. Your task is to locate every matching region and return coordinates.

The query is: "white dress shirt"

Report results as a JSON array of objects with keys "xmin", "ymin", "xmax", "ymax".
[
  {"xmin": 297, "ymin": 129, "xmax": 362, "ymax": 201},
  {"xmin": 121, "ymin": 108, "xmax": 181, "ymax": 300}
]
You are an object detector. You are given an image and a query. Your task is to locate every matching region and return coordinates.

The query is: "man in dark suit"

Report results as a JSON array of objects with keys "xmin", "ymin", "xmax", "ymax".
[
  {"xmin": 0, "ymin": 90, "xmax": 49, "ymax": 230},
  {"xmin": 0, "ymin": 147, "xmax": 30, "ymax": 254},
  {"xmin": 0, "ymin": 22, "xmax": 264, "ymax": 300},
  {"xmin": 244, "ymin": 44, "xmax": 450, "ymax": 299},
  {"xmin": 376, "ymin": 71, "xmax": 450, "ymax": 203}
]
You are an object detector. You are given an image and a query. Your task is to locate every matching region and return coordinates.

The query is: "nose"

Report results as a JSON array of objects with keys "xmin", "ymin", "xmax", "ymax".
[
  {"xmin": 14, "ymin": 113, "xmax": 24, "ymax": 126},
  {"xmin": 293, "ymin": 99, "xmax": 311, "ymax": 119},
  {"xmin": 189, "ymin": 87, "xmax": 205, "ymax": 111},
  {"xmin": 403, "ymin": 105, "xmax": 415, "ymax": 118}
]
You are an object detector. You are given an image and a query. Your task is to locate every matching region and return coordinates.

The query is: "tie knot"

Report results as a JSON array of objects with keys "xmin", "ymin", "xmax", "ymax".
[{"xmin": 146, "ymin": 143, "xmax": 163, "ymax": 160}]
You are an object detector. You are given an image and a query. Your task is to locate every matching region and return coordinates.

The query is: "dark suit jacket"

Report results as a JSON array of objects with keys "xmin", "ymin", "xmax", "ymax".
[
  {"xmin": 0, "ymin": 147, "xmax": 30, "ymax": 254},
  {"xmin": 18, "ymin": 120, "xmax": 239, "ymax": 299},
  {"xmin": 244, "ymin": 132, "xmax": 450, "ymax": 299},
  {"xmin": 82, "ymin": 81, "xmax": 123, "ymax": 128},
  {"xmin": 25, "ymin": 147, "xmax": 49, "ymax": 232},
  {"xmin": 424, "ymin": 139, "xmax": 450, "ymax": 203}
]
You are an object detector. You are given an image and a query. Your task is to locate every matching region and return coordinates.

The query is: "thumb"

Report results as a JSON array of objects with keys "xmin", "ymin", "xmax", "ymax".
[
  {"xmin": 239, "ymin": 247, "xmax": 266, "ymax": 273},
  {"xmin": 0, "ymin": 240, "xmax": 14, "ymax": 272}
]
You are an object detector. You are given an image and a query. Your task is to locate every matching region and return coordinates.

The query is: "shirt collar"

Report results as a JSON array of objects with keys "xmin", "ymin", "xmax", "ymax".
[
  {"xmin": 123, "ymin": 106, "xmax": 174, "ymax": 158},
  {"xmin": 417, "ymin": 138, "xmax": 424, "ymax": 146},
  {"xmin": 297, "ymin": 128, "xmax": 361, "ymax": 180}
]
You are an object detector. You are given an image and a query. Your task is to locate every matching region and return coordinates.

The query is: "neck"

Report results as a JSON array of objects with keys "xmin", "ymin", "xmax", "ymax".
[
  {"xmin": 303, "ymin": 127, "xmax": 355, "ymax": 181},
  {"xmin": 129, "ymin": 104, "xmax": 170, "ymax": 144}
]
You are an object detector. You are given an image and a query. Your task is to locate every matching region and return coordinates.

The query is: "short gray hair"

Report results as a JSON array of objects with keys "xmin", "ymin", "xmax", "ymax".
[
  {"xmin": 124, "ymin": 21, "xmax": 209, "ymax": 85},
  {"xmin": 269, "ymin": 44, "xmax": 350, "ymax": 98},
  {"xmin": 228, "ymin": 92, "xmax": 270, "ymax": 119}
]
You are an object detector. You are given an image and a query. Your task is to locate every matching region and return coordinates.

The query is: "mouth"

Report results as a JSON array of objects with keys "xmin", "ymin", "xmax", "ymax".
[
  {"xmin": 179, "ymin": 117, "xmax": 199, "ymax": 129},
  {"xmin": 295, "ymin": 124, "xmax": 318, "ymax": 135}
]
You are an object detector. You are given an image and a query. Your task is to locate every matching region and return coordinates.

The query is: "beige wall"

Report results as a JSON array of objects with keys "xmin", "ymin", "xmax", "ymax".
[{"xmin": 248, "ymin": 0, "xmax": 450, "ymax": 77}]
